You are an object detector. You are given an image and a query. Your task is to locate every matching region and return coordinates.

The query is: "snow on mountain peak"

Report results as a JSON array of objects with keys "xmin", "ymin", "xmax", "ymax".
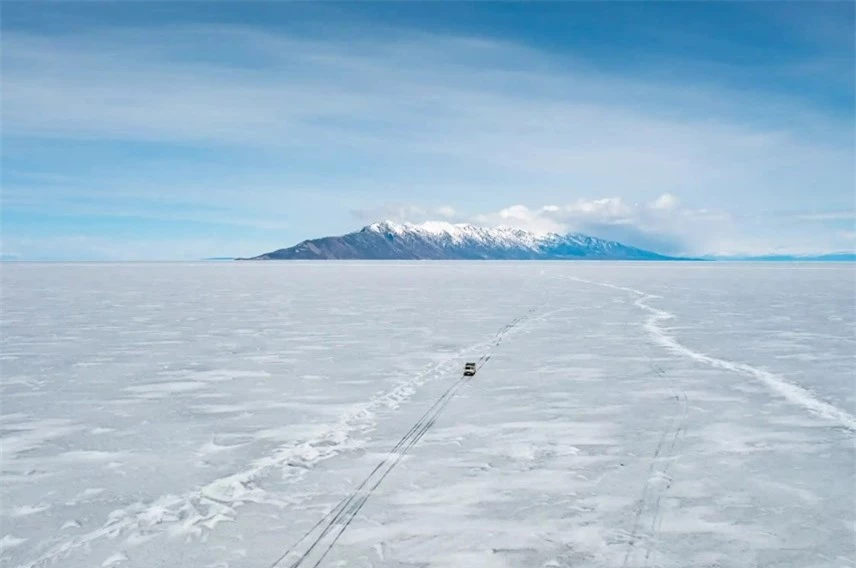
[
  {"xmin": 414, "ymin": 220, "xmax": 467, "ymax": 235},
  {"xmin": 367, "ymin": 219, "xmax": 555, "ymax": 247},
  {"xmin": 357, "ymin": 219, "xmax": 649, "ymax": 257},
  {"xmin": 367, "ymin": 220, "xmax": 406, "ymax": 233},
  {"xmin": 248, "ymin": 219, "xmax": 672, "ymax": 260},
  {"xmin": 368, "ymin": 217, "xmax": 550, "ymax": 236}
]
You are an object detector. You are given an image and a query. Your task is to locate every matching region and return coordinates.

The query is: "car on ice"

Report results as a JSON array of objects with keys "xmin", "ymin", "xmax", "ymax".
[{"xmin": 463, "ymin": 362, "xmax": 477, "ymax": 376}]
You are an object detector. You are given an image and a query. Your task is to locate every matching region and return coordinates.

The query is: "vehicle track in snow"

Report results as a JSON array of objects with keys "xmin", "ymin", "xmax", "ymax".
[
  {"xmin": 268, "ymin": 305, "xmax": 550, "ymax": 568},
  {"xmin": 618, "ymin": 296, "xmax": 689, "ymax": 568},
  {"xmin": 563, "ymin": 277, "xmax": 690, "ymax": 567},
  {"xmin": 621, "ymin": 359, "xmax": 688, "ymax": 568},
  {"xmin": 21, "ymin": 308, "xmax": 547, "ymax": 568},
  {"xmin": 566, "ymin": 274, "xmax": 855, "ymax": 566}
]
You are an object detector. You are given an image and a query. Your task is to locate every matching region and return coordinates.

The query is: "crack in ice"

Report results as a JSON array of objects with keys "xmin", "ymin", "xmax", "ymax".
[{"xmin": 568, "ymin": 277, "xmax": 856, "ymax": 432}]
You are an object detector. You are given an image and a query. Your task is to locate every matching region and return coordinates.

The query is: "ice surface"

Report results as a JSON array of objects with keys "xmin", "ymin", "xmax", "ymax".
[{"xmin": 1, "ymin": 261, "xmax": 853, "ymax": 568}]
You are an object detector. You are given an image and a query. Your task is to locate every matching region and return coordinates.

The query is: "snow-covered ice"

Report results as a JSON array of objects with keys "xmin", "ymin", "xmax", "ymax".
[{"xmin": 1, "ymin": 261, "xmax": 853, "ymax": 567}]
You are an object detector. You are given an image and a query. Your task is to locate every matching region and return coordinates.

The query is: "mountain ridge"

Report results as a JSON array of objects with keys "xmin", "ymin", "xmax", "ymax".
[{"xmin": 239, "ymin": 221, "xmax": 683, "ymax": 261}]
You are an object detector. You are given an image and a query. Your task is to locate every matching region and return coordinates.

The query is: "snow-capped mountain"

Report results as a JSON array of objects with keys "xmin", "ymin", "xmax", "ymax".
[{"xmin": 242, "ymin": 221, "xmax": 678, "ymax": 260}]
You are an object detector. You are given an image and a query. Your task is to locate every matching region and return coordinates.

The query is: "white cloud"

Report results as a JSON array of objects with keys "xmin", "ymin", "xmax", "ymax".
[
  {"xmin": 472, "ymin": 198, "xmax": 641, "ymax": 235},
  {"xmin": 436, "ymin": 206, "xmax": 457, "ymax": 219},
  {"xmin": 472, "ymin": 198, "xmax": 713, "ymax": 254},
  {"xmin": 356, "ymin": 195, "xmax": 853, "ymax": 256},
  {"xmin": 561, "ymin": 197, "xmax": 633, "ymax": 218},
  {"xmin": 357, "ymin": 196, "xmax": 731, "ymax": 254},
  {"xmin": 651, "ymin": 193, "xmax": 678, "ymax": 210},
  {"xmin": 4, "ymin": 26, "xmax": 850, "ymax": 198},
  {"xmin": 473, "ymin": 205, "xmax": 563, "ymax": 234},
  {"xmin": 1, "ymin": 22, "xmax": 852, "ymax": 259}
]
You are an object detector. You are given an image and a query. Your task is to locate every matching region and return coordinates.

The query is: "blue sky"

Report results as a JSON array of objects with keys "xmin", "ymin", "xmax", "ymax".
[{"xmin": 2, "ymin": 1, "xmax": 854, "ymax": 260}]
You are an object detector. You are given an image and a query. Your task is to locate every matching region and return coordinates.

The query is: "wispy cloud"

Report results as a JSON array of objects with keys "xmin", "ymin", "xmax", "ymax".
[
  {"xmin": 2, "ymin": 19, "xmax": 853, "ymax": 259},
  {"xmin": 5, "ymin": 25, "xmax": 850, "ymax": 168},
  {"xmin": 793, "ymin": 211, "xmax": 856, "ymax": 221},
  {"xmin": 351, "ymin": 203, "xmax": 458, "ymax": 224}
]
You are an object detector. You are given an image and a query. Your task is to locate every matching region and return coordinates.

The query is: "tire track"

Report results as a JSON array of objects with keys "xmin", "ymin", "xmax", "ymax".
[
  {"xmin": 269, "ymin": 305, "xmax": 547, "ymax": 568},
  {"xmin": 560, "ymin": 277, "xmax": 689, "ymax": 567},
  {"xmin": 643, "ymin": 374, "xmax": 688, "ymax": 567},
  {"xmin": 272, "ymin": 375, "xmax": 467, "ymax": 568},
  {"xmin": 621, "ymin": 359, "xmax": 687, "ymax": 568},
  {"xmin": 630, "ymin": 302, "xmax": 689, "ymax": 568},
  {"xmin": 297, "ymin": 375, "xmax": 468, "ymax": 568},
  {"xmin": 21, "ymin": 309, "xmax": 541, "ymax": 568},
  {"xmin": 564, "ymin": 273, "xmax": 853, "ymax": 564}
]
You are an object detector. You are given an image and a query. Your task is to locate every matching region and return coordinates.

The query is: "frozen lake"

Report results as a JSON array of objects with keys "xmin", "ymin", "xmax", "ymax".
[{"xmin": 1, "ymin": 261, "xmax": 854, "ymax": 568}]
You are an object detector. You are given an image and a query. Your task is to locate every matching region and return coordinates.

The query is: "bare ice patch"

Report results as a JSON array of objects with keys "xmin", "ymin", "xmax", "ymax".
[
  {"xmin": 6, "ymin": 504, "xmax": 51, "ymax": 518},
  {"xmin": 124, "ymin": 381, "xmax": 207, "ymax": 398},
  {"xmin": 1, "ymin": 418, "xmax": 83, "ymax": 458},
  {"xmin": 0, "ymin": 535, "xmax": 27, "ymax": 553}
]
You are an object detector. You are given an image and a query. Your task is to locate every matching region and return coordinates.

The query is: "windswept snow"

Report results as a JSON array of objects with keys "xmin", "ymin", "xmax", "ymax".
[{"xmin": 1, "ymin": 261, "xmax": 853, "ymax": 568}]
